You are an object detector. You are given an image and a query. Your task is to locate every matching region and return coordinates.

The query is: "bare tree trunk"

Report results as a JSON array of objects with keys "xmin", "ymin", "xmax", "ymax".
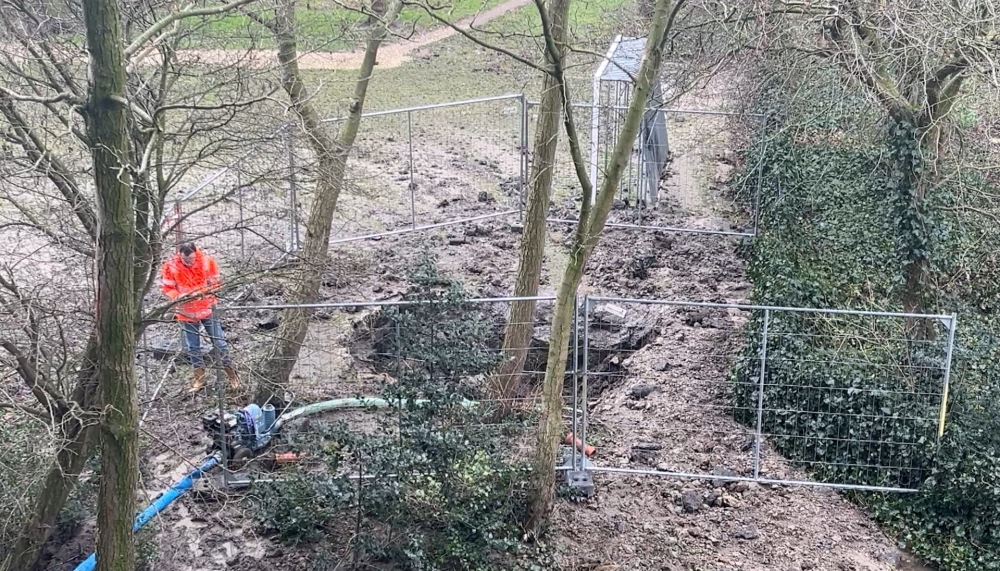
[
  {"xmin": 526, "ymin": 0, "xmax": 676, "ymax": 531},
  {"xmin": 490, "ymin": 0, "xmax": 570, "ymax": 410},
  {"xmin": 81, "ymin": 0, "xmax": 139, "ymax": 566},
  {"xmin": 255, "ymin": 0, "xmax": 402, "ymax": 403}
]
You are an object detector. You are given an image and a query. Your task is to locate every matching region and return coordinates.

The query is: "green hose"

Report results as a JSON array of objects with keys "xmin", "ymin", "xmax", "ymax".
[{"xmin": 272, "ymin": 397, "xmax": 478, "ymax": 431}]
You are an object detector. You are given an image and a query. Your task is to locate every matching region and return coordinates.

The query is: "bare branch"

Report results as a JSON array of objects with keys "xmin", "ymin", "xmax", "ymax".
[
  {"xmin": 0, "ymin": 94, "xmax": 98, "ymax": 240},
  {"xmin": 124, "ymin": 0, "xmax": 260, "ymax": 58},
  {"xmin": 404, "ymin": 0, "xmax": 548, "ymax": 74},
  {"xmin": 0, "ymin": 339, "xmax": 67, "ymax": 420},
  {"xmin": 0, "ymin": 87, "xmax": 83, "ymax": 106}
]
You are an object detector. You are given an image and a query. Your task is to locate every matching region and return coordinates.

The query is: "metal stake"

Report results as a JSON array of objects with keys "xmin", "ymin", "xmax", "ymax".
[
  {"xmin": 753, "ymin": 117, "xmax": 767, "ymax": 235},
  {"xmin": 571, "ymin": 295, "xmax": 579, "ymax": 471},
  {"xmin": 753, "ymin": 308, "xmax": 770, "ymax": 479},
  {"xmin": 173, "ymin": 201, "xmax": 183, "ymax": 246},
  {"xmin": 580, "ymin": 297, "xmax": 590, "ymax": 462},
  {"xmin": 213, "ymin": 305, "xmax": 229, "ymax": 488},
  {"xmin": 408, "ymin": 111, "xmax": 416, "ymax": 229},
  {"xmin": 520, "ymin": 95, "xmax": 529, "ymax": 215},
  {"xmin": 141, "ymin": 331, "xmax": 150, "ymax": 396},
  {"xmin": 237, "ymin": 168, "xmax": 245, "ymax": 260},
  {"xmin": 937, "ymin": 314, "xmax": 958, "ymax": 439},
  {"xmin": 286, "ymin": 129, "xmax": 300, "ymax": 252}
]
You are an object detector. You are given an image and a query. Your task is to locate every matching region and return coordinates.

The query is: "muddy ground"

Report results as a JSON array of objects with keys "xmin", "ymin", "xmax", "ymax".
[{"xmin": 34, "ymin": 79, "xmax": 935, "ymax": 571}]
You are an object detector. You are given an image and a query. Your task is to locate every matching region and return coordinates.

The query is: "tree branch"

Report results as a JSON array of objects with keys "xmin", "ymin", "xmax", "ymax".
[
  {"xmin": 0, "ymin": 87, "xmax": 83, "ymax": 106},
  {"xmin": 0, "ymin": 339, "xmax": 67, "ymax": 420},
  {"xmin": 532, "ymin": 0, "xmax": 593, "ymax": 228},
  {"xmin": 151, "ymin": 87, "xmax": 280, "ymax": 121},
  {"xmin": 124, "ymin": 0, "xmax": 260, "ymax": 58},
  {"xmin": 0, "ymin": 94, "xmax": 99, "ymax": 240},
  {"xmin": 405, "ymin": 0, "xmax": 548, "ymax": 73}
]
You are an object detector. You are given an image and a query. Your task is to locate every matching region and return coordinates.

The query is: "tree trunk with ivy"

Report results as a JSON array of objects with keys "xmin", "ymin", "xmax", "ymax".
[
  {"xmin": 526, "ymin": 0, "xmax": 677, "ymax": 531},
  {"xmin": 81, "ymin": 0, "xmax": 140, "ymax": 565},
  {"xmin": 815, "ymin": 7, "xmax": 980, "ymax": 317},
  {"xmin": 489, "ymin": 0, "xmax": 570, "ymax": 412},
  {"xmin": 254, "ymin": 0, "xmax": 403, "ymax": 403}
]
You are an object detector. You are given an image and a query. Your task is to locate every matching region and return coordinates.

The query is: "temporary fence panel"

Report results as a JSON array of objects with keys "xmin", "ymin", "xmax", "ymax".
[
  {"xmin": 319, "ymin": 95, "xmax": 527, "ymax": 245},
  {"xmin": 164, "ymin": 125, "xmax": 299, "ymax": 267},
  {"xmin": 216, "ymin": 296, "xmax": 563, "ymax": 455},
  {"xmin": 577, "ymin": 297, "xmax": 955, "ymax": 493},
  {"xmin": 534, "ymin": 101, "xmax": 766, "ymax": 239},
  {"xmin": 206, "ymin": 297, "xmax": 563, "ymax": 563}
]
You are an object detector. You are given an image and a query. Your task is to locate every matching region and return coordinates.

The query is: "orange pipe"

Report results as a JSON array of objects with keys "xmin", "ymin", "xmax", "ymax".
[{"xmin": 564, "ymin": 433, "xmax": 596, "ymax": 456}]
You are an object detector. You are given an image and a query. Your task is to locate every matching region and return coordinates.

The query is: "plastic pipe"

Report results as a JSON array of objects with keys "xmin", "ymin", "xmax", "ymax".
[
  {"xmin": 72, "ymin": 397, "xmax": 476, "ymax": 570},
  {"xmin": 272, "ymin": 397, "xmax": 477, "ymax": 431},
  {"xmin": 72, "ymin": 455, "xmax": 219, "ymax": 571}
]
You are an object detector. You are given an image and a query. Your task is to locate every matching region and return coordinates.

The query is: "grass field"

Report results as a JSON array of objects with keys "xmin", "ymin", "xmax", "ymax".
[
  {"xmin": 293, "ymin": 0, "xmax": 640, "ymax": 113},
  {"xmin": 183, "ymin": 0, "xmax": 507, "ymax": 50}
]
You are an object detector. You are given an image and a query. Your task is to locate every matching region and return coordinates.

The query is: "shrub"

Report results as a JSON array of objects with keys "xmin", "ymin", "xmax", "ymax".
[
  {"xmin": 730, "ymin": 58, "xmax": 1000, "ymax": 570},
  {"xmin": 256, "ymin": 254, "xmax": 530, "ymax": 570}
]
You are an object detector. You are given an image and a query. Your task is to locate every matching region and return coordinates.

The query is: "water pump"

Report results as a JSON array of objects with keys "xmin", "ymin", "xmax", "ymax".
[{"xmin": 200, "ymin": 403, "xmax": 277, "ymax": 468}]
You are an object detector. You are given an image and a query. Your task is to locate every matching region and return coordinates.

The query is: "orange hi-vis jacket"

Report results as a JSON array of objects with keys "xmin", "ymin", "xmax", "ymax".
[{"xmin": 160, "ymin": 251, "xmax": 221, "ymax": 322}]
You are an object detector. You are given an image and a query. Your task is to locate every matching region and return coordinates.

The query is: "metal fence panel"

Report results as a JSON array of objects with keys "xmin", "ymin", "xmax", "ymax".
[
  {"xmin": 164, "ymin": 125, "xmax": 299, "ymax": 267},
  {"xmin": 578, "ymin": 296, "xmax": 955, "ymax": 493},
  {"xmin": 321, "ymin": 95, "xmax": 526, "ymax": 244},
  {"xmin": 533, "ymin": 101, "xmax": 765, "ymax": 238}
]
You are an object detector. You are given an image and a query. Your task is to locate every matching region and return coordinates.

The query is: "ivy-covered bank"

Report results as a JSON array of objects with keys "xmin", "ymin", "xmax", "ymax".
[{"xmin": 730, "ymin": 65, "xmax": 1000, "ymax": 570}]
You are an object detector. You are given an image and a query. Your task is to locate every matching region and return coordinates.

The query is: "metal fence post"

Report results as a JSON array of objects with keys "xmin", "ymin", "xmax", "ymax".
[
  {"xmin": 519, "ymin": 95, "xmax": 529, "ymax": 216},
  {"xmin": 580, "ymin": 296, "xmax": 590, "ymax": 463},
  {"xmin": 753, "ymin": 308, "xmax": 770, "ymax": 480},
  {"xmin": 571, "ymin": 295, "xmax": 580, "ymax": 471},
  {"xmin": 213, "ymin": 305, "xmax": 229, "ymax": 488},
  {"xmin": 173, "ymin": 201, "xmax": 183, "ymax": 246},
  {"xmin": 236, "ymin": 168, "xmax": 246, "ymax": 260},
  {"xmin": 937, "ymin": 314, "xmax": 958, "ymax": 440},
  {"xmin": 408, "ymin": 110, "xmax": 416, "ymax": 229},
  {"xmin": 753, "ymin": 117, "xmax": 767, "ymax": 236},
  {"xmin": 286, "ymin": 127, "xmax": 300, "ymax": 253}
]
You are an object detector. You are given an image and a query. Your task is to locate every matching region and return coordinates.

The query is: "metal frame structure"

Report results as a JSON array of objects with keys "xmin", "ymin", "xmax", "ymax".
[
  {"xmin": 164, "ymin": 91, "xmax": 768, "ymax": 262},
  {"xmin": 570, "ymin": 296, "xmax": 957, "ymax": 493},
  {"xmin": 589, "ymin": 35, "xmax": 671, "ymax": 208},
  {"xmin": 193, "ymin": 296, "xmax": 957, "ymax": 494}
]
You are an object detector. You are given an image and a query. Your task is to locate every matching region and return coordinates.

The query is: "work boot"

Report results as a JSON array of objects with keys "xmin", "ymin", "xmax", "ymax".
[
  {"xmin": 189, "ymin": 367, "xmax": 207, "ymax": 393},
  {"xmin": 224, "ymin": 366, "xmax": 241, "ymax": 390}
]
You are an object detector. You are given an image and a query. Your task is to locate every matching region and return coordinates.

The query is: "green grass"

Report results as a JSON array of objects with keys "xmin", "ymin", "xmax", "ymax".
[
  {"xmin": 296, "ymin": 0, "xmax": 638, "ymax": 113},
  {"xmin": 181, "ymin": 0, "xmax": 506, "ymax": 51}
]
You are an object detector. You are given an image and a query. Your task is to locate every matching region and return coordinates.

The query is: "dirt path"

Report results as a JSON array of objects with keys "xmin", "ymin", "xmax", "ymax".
[
  {"xmin": 156, "ymin": 0, "xmax": 531, "ymax": 70},
  {"xmin": 542, "ymin": 83, "xmax": 919, "ymax": 570}
]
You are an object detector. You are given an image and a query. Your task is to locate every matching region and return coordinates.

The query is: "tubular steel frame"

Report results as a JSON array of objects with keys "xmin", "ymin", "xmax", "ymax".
[
  {"xmin": 166, "ymin": 93, "xmax": 767, "ymax": 258},
  {"xmin": 212, "ymin": 296, "xmax": 956, "ymax": 494},
  {"xmin": 574, "ymin": 296, "xmax": 957, "ymax": 493}
]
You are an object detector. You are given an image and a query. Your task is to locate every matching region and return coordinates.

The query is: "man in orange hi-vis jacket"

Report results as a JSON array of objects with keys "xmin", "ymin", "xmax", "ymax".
[{"xmin": 160, "ymin": 243, "xmax": 240, "ymax": 393}]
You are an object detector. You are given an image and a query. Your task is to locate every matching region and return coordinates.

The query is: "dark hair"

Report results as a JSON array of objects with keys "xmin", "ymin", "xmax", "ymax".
[{"xmin": 179, "ymin": 243, "xmax": 197, "ymax": 255}]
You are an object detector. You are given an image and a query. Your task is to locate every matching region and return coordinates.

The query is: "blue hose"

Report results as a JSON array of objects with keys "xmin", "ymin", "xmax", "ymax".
[
  {"xmin": 70, "ymin": 397, "xmax": 438, "ymax": 570},
  {"xmin": 72, "ymin": 455, "xmax": 219, "ymax": 571}
]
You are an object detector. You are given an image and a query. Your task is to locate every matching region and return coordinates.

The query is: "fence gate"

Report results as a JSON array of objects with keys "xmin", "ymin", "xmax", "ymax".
[{"xmin": 569, "ymin": 297, "xmax": 956, "ymax": 493}]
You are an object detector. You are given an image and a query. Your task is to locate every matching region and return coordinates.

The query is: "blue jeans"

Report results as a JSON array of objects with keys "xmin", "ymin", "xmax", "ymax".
[{"xmin": 181, "ymin": 317, "xmax": 230, "ymax": 368}]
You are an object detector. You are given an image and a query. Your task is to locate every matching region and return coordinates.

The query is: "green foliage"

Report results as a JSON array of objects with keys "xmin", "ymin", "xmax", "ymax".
[
  {"xmin": 383, "ymin": 252, "xmax": 502, "ymax": 391},
  {"xmin": 255, "ymin": 474, "xmax": 354, "ymax": 545},
  {"xmin": 0, "ymin": 421, "xmax": 44, "ymax": 551},
  {"xmin": 136, "ymin": 526, "xmax": 159, "ymax": 571},
  {"xmin": 731, "ymin": 58, "xmax": 1000, "ymax": 570},
  {"xmin": 255, "ymin": 254, "xmax": 530, "ymax": 570}
]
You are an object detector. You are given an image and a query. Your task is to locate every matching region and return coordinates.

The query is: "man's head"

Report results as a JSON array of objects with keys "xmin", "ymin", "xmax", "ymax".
[{"xmin": 179, "ymin": 243, "xmax": 197, "ymax": 267}]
